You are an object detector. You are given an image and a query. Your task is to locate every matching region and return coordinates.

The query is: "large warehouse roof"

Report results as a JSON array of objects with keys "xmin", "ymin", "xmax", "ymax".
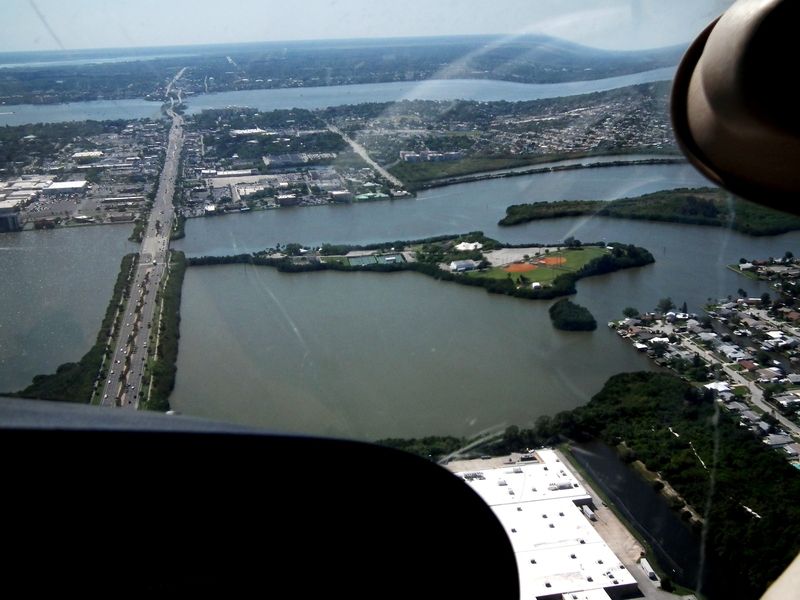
[
  {"xmin": 46, "ymin": 180, "xmax": 87, "ymax": 191},
  {"xmin": 454, "ymin": 449, "xmax": 638, "ymax": 600}
]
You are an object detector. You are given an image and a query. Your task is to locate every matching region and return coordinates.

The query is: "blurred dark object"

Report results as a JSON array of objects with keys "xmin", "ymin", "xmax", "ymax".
[
  {"xmin": 672, "ymin": 0, "xmax": 800, "ymax": 210},
  {"xmin": 0, "ymin": 398, "xmax": 518, "ymax": 597}
]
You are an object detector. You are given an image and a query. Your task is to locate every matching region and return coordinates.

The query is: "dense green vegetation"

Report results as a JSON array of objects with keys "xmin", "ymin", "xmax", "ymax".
[
  {"xmin": 170, "ymin": 214, "xmax": 186, "ymax": 240},
  {"xmin": 378, "ymin": 436, "xmax": 466, "ymax": 460},
  {"xmin": 143, "ymin": 251, "xmax": 186, "ymax": 412},
  {"xmin": 499, "ymin": 187, "xmax": 800, "ymax": 235},
  {"xmin": 386, "ymin": 372, "xmax": 800, "ymax": 599},
  {"xmin": 0, "ymin": 57, "xmax": 178, "ymax": 104},
  {"xmin": 10, "ymin": 254, "xmax": 137, "ymax": 402},
  {"xmin": 571, "ymin": 373, "xmax": 800, "ymax": 599},
  {"xmin": 191, "ymin": 107, "xmax": 323, "ymax": 131},
  {"xmin": 187, "ymin": 238, "xmax": 653, "ymax": 303},
  {"xmin": 205, "ymin": 130, "xmax": 345, "ymax": 161},
  {"xmin": 548, "ymin": 298, "xmax": 597, "ymax": 331},
  {"xmin": 129, "ymin": 216, "xmax": 146, "ymax": 242}
]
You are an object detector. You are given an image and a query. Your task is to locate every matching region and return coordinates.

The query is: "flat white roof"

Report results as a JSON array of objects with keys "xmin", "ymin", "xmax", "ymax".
[
  {"xmin": 47, "ymin": 181, "xmax": 87, "ymax": 190},
  {"xmin": 10, "ymin": 180, "xmax": 49, "ymax": 190},
  {"xmin": 0, "ymin": 198, "xmax": 24, "ymax": 210},
  {"xmin": 558, "ymin": 588, "xmax": 613, "ymax": 600},
  {"xmin": 7, "ymin": 190, "xmax": 36, "ymax": 199},
  {"xmin": 454, "ymin": 449, "xmax": 637, "ymax": 599},
  {"xmin": 455, "ymin": 449, "xmax": 588, "ymax": 507}
]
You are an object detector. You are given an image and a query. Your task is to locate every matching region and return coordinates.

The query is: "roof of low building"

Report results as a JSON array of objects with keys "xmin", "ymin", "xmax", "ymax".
[{"xmin": 47, "ymin": 180, "xmax": 87, "ymax": 190}]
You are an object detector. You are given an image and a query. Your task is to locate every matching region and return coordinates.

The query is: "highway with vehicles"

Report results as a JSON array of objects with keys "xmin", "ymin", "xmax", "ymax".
[{"xmin": 99, "ymin": 79, "xmax": 184, "ymax": 410}]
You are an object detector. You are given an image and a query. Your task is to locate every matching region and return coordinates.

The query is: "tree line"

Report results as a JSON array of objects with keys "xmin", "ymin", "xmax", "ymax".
[
  {"xmin": 381, "ymin": 371, "xmax": 800, "ymax": 599},
  {"xmin": 188, "ymin": 241, "xmax": 653, "ymax": 303},
  {"xmin": 499, "ymin": 187, "xmax": 800, "ymax": 236},
  {"xmin": 144, "ymin": 251, "xmax": 187, "ymax": 411}
]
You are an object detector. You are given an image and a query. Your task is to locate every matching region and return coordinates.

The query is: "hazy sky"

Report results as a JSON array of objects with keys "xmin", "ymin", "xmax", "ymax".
[{"xmin": 5, "ymin": 0, "xmax": 733, "ymax": 53}]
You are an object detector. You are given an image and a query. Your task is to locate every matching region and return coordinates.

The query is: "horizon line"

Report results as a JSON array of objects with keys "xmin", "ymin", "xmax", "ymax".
[{"xmin": 0, "ymin": 32, "xmax": 687, "ymax": 58}]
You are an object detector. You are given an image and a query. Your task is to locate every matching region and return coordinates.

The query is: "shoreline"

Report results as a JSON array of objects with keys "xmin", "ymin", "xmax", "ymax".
[{"xmin": 413, "ymin": 156, "xmax": 686, "ymax": 190}]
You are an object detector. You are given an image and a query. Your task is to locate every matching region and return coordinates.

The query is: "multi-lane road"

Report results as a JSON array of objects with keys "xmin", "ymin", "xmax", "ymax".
[{"xmin": 99, "ymin": 94, "xmax": 184, "ymax": 410}]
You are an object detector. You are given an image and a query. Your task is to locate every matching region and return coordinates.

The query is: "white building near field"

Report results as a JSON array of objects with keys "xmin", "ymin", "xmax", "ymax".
[
  {"xmin": 72, "ymin": 150, "xmax": 104, "ymax": 160},
  {"xmin": 454, "ymin": 449, "xmax": 639, "ymax": 600},
  {"xmin": 455, "ymin": 241, "xmax": 483, "ymax": 251}
]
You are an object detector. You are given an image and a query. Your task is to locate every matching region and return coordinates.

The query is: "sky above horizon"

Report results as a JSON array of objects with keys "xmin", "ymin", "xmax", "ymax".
[{"xmin": 5, "ymin": 0, "xmax": 733, "ymax": 53}]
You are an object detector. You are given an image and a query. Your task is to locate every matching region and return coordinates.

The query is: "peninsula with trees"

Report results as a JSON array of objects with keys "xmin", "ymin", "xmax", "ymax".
[
  {"xmin": 499, "ymin": 187, "xmax": 800, "ymax": 236},
  {"xmin": 187, "ymin": 232, "xmax": 653, "ymax": 311}
]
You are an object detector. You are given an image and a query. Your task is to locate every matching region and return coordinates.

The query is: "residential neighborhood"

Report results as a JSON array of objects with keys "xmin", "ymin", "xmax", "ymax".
[{"xmin": 612, "ymin": 291, "xmax": 800, "ymax": 468}]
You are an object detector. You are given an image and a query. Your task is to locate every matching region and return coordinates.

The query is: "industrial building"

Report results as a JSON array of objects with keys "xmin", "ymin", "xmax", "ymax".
[
  {"xmin": 454, "ymin": 449, "xmax": 639, "ymax": 600},
  {"xmin": 0, "ymin": 198, "xmax": 23, "ymax": 231},
  {"xmin": 44, "ymin": 180, "xmax": 88, "ymax": 195},
  {"xmin": 0, "ymin": 177, "xmax": 51, "ymax": 231}
]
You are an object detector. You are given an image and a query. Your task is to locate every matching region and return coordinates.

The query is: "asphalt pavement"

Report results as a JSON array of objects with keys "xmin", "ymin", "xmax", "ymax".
[{"xmin": 99, "ymin": 98, "xmax": 184, "ymax": 410}]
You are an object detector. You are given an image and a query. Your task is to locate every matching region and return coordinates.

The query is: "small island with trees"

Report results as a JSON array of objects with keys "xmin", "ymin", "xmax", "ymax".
[{"xmin": 549, "ymin": 298, "xmax": 597, "ymax": 331}]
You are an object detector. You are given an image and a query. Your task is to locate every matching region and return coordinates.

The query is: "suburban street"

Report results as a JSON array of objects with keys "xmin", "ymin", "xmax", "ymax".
[
  {"xmin": 99, "ymin": 77, "xmax": 184, "ymax": 410},
  {"xmin": 675, "ymin": 331, "xmax": 800, "ymax": 436}
]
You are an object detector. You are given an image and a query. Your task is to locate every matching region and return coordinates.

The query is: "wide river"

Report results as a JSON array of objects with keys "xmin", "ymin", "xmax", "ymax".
[
  {"xmin": 2, "ymin": 74, "xmax": 795, "ymax": 442},
  {"xmin": 2, "ymin": 163, "xmax": 795, "ymax": 438},
  {"xmin": 0, "ymin": 68, "xmax": 673, "ymax": 126},
  {"xmin": 168, "ymin": 163, "xmax": 796, "ymax": 439}
]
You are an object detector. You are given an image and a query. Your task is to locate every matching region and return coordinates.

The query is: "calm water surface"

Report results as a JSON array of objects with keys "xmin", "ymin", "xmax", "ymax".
[
  {"xmin": 171, "ymin": 216, "xmax": 790, "ymax": 439},
  {"xmin": 174, "ymin": 163, "xmax": 710, "ymax": 257},
  {"xmin": 184, "ymin": 68, "xmax": 675, "ymax": 113},
  {"xmin": 0, "ymin": 225, "xmax": 135, "ymax": 391},
  {"xmin": 170, "ymin": 267, "xmax": 656, "ymax": 439},
  {"xmin": 0, "ymin": 68, "xmax": 673, "ymax": 126},
  {"xmin": 169, "ymin": 162, "xmax": 796, "ymax": 438},
  {"xmin": 3, "ymin": 163, "xmax": 795, "ymax": 442}
]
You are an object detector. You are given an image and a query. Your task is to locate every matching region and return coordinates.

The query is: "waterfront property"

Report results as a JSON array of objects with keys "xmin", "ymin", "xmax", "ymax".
[{"xmin": 451, "ymin": 449, "xmax": 640, "ymax": 600}]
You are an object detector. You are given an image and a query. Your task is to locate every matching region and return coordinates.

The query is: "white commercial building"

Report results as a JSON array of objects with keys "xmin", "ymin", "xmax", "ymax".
[
  {"xmin": 455, "ymin": 241, "xmax": 483, "ymax": 251},
  {"xmin": 72, "ymin": 150, "xmax": 104, "ymax": 159},
  {"xmin": 0, "ymin": 197, "xmax": 24, "ymax": 231},
  {"xmin": 454, "ymin": 449, "xmax": 639, "ymax": 600},
  {"xmin": 44, "ymin": 180, "xmax": 88, "ymax": 194}
]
